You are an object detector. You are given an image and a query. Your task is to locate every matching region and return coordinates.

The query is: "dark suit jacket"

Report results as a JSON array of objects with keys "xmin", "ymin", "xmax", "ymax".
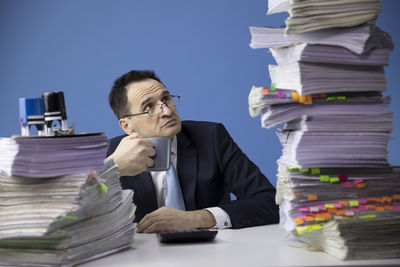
[{"xmin": 107, "ymin": 121, "xmax": 279, "ymax": 228}]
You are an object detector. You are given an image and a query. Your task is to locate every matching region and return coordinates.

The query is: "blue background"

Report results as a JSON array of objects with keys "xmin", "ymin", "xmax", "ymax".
[{"xmin": 1, "ymin": 0, "xmax": 399, "ymax": 186}]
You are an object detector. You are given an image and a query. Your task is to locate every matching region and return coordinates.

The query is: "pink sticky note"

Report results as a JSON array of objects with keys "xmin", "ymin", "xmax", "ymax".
[
  {"xmin": 394, "ymin": 205, "xmax": 400, "ymax": 211},
  {"xmin": 333, "ymin": 203, "xmax": 342, "ymax": 208},
  {"xmin": 277, "ymin": 91, "xmax": 285, "ymax": 98},
  {"xmin": 343, "ymin": 182, "xmax": 353, "ymax": 188},
  {"xmin": 351, "ymin": 208, "xmax": 360, "ymax": 212},
  {"xmin": 339, "ymin": 174, "xmax": 348, "ymax": 182},
  {"xmin": 311, "ymin": 95, "xmax": 320, "ymax": 99},
  {"xmin": 317, "ymin": 204, "xmax": 327, "ymax": 211},
  {"xmin": 299, "ymin": 207, "xmax": 309, "ymax": 212},
  {"xmin": 358, "ymin": 198, "xmax": 367, "ymax": 204},
  {"xmin": 359, "ymin": 205, "xmax": 368, "ymax": 210},
  {"xmin": 299, "ymin": 215, "xmax": 307, "ymax": 220},
  {"xmin": 353, "ymin": 179, "xmax": 364, "ymax": 184}
]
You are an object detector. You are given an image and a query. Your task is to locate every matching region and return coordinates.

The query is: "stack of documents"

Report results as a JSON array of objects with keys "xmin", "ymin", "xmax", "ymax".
[
  {"xmin": 267, "ymin": 0, "xmax": 381, "ymax": 34},
  {"xmin": 0, "ymin": 134, "xmax": 136, "ymax": 266},
  {"xmin": 0, "ymin": 133, "xmax": 109, "ymax": 177},
  {"xmin": 249, "ymin": 0, "xmax": 400, "ymax": 260}
]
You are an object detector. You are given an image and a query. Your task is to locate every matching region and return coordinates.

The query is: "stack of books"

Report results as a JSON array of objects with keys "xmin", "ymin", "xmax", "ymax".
[
  {"xmin": 249, "ymin": 0, "xmax": 400, "ymax": 260},
  {"xmin": 0, "ymin": 133, "xmax": 136, "ymax": 266}
]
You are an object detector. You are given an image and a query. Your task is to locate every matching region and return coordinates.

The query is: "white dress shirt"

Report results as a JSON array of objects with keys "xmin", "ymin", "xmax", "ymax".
[{"xmin": 150, "ymin": 136, "xmax": 232, "ymax": 229}]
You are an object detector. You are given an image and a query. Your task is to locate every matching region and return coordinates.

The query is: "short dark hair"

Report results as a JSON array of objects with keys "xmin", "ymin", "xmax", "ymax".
[{"xmin": 108, "ymin": 70, "xmax": 163, "ymax": 119}]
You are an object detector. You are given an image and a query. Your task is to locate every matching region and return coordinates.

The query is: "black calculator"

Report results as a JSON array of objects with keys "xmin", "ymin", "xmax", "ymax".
[{"xmin": 157, "ymin": 229, "xmax": 218, "ymax": 243}]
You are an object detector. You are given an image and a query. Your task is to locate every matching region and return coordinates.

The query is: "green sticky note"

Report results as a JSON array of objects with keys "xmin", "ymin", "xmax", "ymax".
[
  {"xmin": 270, "ymin": 82, "xmax": 276, "ymax": 92},
  {"xmin": 349, "ymin": 200, "xmax": 359, "ymax": 207},
  {"xmin": 359, "ymin": 214, "xmax": 377, "ymax": 219},
  {"xmin": 288, "ymin": 166, "xmax": 299, "ymax": 171},
  {"xmin": 326, "ymin": 96, "xmax": 337, "ymax": 101},
  {"xmin": 311, "ymin": 168, "xmax": 320, "ymax": 175},
  {"xmin": 300, "ymin": 168, "xmax": 309, "ymax": 173},
  {"xmin": 99, "ymin": 182, "xmax": 108, "ymax": 194},
  {"xmin": 320, "ymin": 175, "xmax": 330, "ymax": 182},
  {"xmin": 337, "ymin": 96, "xmax": 346, "ymax": 100},
  {"xmin": 311, "ymin": 224, "xmax": 322, "ymax": 230},
  {"xmin": 330, "ymin": 177, "xmax": 339, "ymax": 183}
]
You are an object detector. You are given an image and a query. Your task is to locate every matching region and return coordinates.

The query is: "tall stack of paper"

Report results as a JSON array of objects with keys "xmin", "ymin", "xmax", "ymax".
[
  {"xmin": 267, "ymin": 0, "xmax": 381, "ymax": 34},
  {"xmin": 0, "ymin": 133, "xmax": 136, "ymax": 266},
  {"xmin": 249, "ymin": 0, "xmax": 400, "ymax": 260}
]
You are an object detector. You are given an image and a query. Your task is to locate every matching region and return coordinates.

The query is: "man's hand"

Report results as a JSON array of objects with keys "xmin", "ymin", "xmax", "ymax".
[
  {"xmin": 107, "ymin": 133, "xmax": 156, "ymax": 176},
  {"xmin": 137, "ymin": 207, "xmax": 217, "ymax": 233}
]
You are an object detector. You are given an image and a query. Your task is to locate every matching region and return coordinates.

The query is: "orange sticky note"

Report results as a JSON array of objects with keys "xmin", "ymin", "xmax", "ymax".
[
  {"xmin": 382, "ymin": 196, "xmax": 392, "ymax": 203},
  {"xmin": 375, "ymin": 206, "xmax": 385, "ymax": 211},
  {"xmin": 356, "ymin": 182, "xmax": 366, "ymax": 188},
  {"xmin": 339, "ymin": 200, "xmax": 349, "ymax": 206},
  {"xmin": 304, "ymin": 95, "xmax": 313, "ymax": 105},
  {"xmin": 293, "ymin": 218, "xmax": 305, "ymax": 225},
  {"xmin": 291, "ymin": 92, "xmax": 299, "ymax": 101},
  {"xmin": 393, "ymin": 194, "xmax": 400, "ymax": 200},
  {"xmin": 320, "ymin": 93, "xmax": 327, "ymax": 98},
  {"xmin": 307, "ymin": 195, "xmax": 318, "ymax": 201},
  {"xmin": 336, "ymin": 209, "xmax": 345, "ymax": 215},
  {"xmin": 292, "ymin": 193, "xmax": 302, "ymax": 197},
  {"xmin": 299, "ymin": 95, "xmax": 307, "ymax": 103},
  {"xmin": 262, "ymin": 87, "xmax": 269, "ymax": 95},
  {"xmin": 306, "ymin": 216, "xmax": 314, "ymax": 222},
  {"xmin": 385, "ymin": 205, "xmax": 394, "ymax": 210}
]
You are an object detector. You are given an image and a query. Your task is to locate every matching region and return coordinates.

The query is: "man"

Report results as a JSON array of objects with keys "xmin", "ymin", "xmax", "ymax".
[{"xmin": 107, "ymin": 70, "xmax": 279, "ymax": 233}]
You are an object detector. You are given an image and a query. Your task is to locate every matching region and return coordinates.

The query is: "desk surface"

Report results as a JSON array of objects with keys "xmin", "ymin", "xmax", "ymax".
[{"xmin": 81, "ymin": 224, "xmax": 400, "ymax": 267}]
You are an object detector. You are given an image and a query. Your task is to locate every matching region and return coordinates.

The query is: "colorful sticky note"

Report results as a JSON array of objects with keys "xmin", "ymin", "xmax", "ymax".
[
  {"xmin": 296, "ymin": 226, "xmax": 310, "ymax": 235},
  {"xmin": 345, "ymin": 210, "xmax": 354, "ymax": 216},
  {"xmin": 304, "ymin": 95, "xmax": 313, "ymax": 105},
  {"xmin": 262, "ymin": 87, "xmax": 269, "ymax": 95},
  {"xmin": 317, "ymin": 204, "xmax": 327, "ymax": 211},
  {"xmin": 358, "ymin": 214, "xmax": 377, "ymax": 219},
  {"xmin": 325, "ymin": 203, "xmax": 334, "ymax": 208},
  {"xmin": 277, "ymin": 91, "xmax": 285, "ymax": 98},
  {"xmin": 393, "ymin": 205, "xmax": 400, "ymax": 211},
  {"xmin": 59, "ymin": 215, "xmax": 78, "ymax": 220},
  {"xmin": 339, "ymin": 174, "xmax": 348, "ymax": 182},
  {"xmin": 333, "ymin": 203, "xmax": 342, "ymax": 209},
  {"xmin": 288, "ymin": 166, "xmax": 299, "ymax": 171},
  {"xmin": 349, "ymin": 200, "xmax": 359, "ymax": 207},
  {"xmin": 326, "ymin": 96, "xmax": 337, "ymax": 101},
  {"xmin": 306, "ymin": 216, "xmax": 314, "ymax": 221},
  {"xmin": 359, "ymin": 205, "xmax": 368, "ymax": 210},
  {"xmin": 358, "ymin": 198, "xmax": 367, "ymax": 204},
  {"xmin": 291, "ymin": 92, "xmax": 299, "ymax": 101},
  {"xmin": 300, "ymin": 168, "xmax": 309, "ymax": 173},
  {"xmin": 308, "ymin": 195, "xmax": 318, "ymax": 201},
  {"xmin": 294, "ymin": 218, "xmax": 305, "ymax": 225},
  {"xmin": 330, "ymin": 177, "xmax": 339, "ymax": 183},
  {"xmin": 353, "ymin": 179, "xmax": 364, "ymax": 184},
  {"xmin": 299, "ymin": 95, "xmax": 307, "ymax": 103},
  {"xmin": 356, "ymin": 182, "xmax": 366, "ymax": 189},
  {"xmin": 299, "ymin": 207, "xmax": 309, "ymax": 212},
  {"xmin": 311, "ymin": 168, "xmax": 320, "ymax": 175},
  {"xmin": 343, "ymin": 182, "xmax": 353, "ymax": 188},
  {"xmin": 337, "ymin": 96, "xmax": 347, "ymax": 100},
  {"xmin": 320, "ymin": 175, "xmax": 330, "ymax": 182},
  {"xmin": 382, "ymin": 196, "xmax": 392, "ymax": 203},
  {"xmin": 98, "ymin": 182, "xmax": 108, "ymax": 194},
  {"xmin": 270, "ymin": 82, "xmax": 276, "ymax": 91},
  {"xmin": 393, "ymin": 194, "xmax": 400, "ymax": 200},
  {"xmin": 311, "ymin": 224, "xmax": 322, "ymax": 230},
  {"xmin": 320, "ymin": 93, "xmax": 327, "ymax": 98}
]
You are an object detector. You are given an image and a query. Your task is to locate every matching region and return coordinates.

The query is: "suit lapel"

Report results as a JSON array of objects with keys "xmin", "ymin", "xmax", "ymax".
[{"xmin": 177, "ymin": 129, "xmax": 197, "ymax": 210}]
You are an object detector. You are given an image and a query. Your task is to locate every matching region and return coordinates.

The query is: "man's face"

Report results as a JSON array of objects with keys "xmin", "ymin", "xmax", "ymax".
[{"xmin": 120, "ymin": 78, "xmax": 182, "ymax": 139}]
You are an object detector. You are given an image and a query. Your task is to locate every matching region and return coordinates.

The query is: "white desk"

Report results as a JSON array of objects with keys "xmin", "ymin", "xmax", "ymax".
[{"xmin": 81, "ymin": 224, "xmax": 400, "ymax": 267}]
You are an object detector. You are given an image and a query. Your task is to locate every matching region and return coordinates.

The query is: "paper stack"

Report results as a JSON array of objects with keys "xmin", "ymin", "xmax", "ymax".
[
  {"xmin": 249, "ymin": 0, "xmax": 400, "ymax": 260},
  {"xmin": 0, "ymin": 133, "xmax": 136, "ymax": 266}
]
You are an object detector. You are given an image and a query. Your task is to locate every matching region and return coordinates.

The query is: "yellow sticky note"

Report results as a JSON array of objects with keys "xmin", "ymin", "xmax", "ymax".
[
  {"xmin": 325, "ymin": 203, "xmax": 334, "ymax": 208},
  {"xmin": 311, "ymin": 224, "xmax": 322, "ymax": 230},
  {"xmin": 291, "ymin": 92, "xmax": 299, "ymax": 101},
  {"xmin": 349, "ymin": 200, "xmax": 359, "ymax": 207}
]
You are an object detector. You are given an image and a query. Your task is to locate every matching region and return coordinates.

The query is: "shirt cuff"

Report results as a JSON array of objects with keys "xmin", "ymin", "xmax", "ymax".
[{"xmin": 205, "ymin": 207, "xmax": 232, "ymax": 229}]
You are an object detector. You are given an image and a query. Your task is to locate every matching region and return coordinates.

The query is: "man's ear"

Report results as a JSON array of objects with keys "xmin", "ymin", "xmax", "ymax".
[{"xmin": 119, "ymin": 118, "xmax": 135, "ymax": 135}]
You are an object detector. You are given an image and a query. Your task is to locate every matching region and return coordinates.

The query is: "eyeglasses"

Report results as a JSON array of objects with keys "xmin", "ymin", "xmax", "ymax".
[{"xmin": 123, "ymin": 95, "xmax": 180, "ymax": 118}]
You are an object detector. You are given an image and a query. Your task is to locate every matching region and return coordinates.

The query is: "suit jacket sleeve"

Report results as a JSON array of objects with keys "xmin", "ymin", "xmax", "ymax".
[{"xmin": 213, "ymin": 123, "xmax": 279, "ymax": 228}]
